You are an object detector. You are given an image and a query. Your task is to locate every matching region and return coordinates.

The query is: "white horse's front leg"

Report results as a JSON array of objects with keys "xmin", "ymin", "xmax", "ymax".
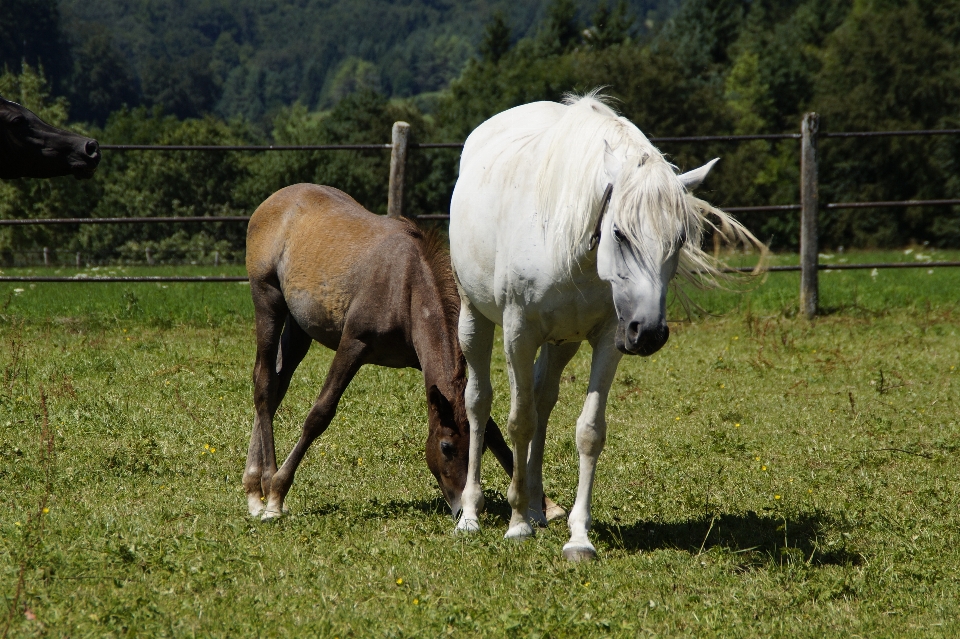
[
  {"xmin": 503, "ymin": 316, "xmax": 541, "ymax": 540},
  {"xmin": 456, "ymin": 300, "xmax": 495, "ymax": 533},
  {"xmin": 527, "ymin": 341, "xmax": 580, "ymax": 526},
  {"xmin": 563, "ymin": 330, "xmax": 622, "ymax": 561}
]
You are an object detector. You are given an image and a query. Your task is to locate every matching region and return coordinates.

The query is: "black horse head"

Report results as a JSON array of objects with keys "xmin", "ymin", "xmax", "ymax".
[{"xmin": 0, "ymin": 95, "xmax": 101, "ymax": 180}]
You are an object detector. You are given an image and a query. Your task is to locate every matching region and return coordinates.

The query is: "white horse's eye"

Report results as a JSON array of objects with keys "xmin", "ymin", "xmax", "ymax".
[{"xmin": 613, "ymin": 226, "xmax": 626, "ymax": 243}]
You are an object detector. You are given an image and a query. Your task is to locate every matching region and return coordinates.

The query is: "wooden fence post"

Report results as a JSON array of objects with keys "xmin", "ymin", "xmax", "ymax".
[
  {"xmin": 387, "ymin": 121, "xmax": 410, "ymax": 218},
  {"xmin": 800, "ymin": 112, "xmax": 820, "ymax": 319},
  {"xmin": 43, "ymin": 247, "xmax": 49, "ymax": 266}
]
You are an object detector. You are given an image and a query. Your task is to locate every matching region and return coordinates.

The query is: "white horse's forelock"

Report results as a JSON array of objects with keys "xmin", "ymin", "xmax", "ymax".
[{"xmin": 534, "ymin": 92, "xmax": 764, "ymax": 285}]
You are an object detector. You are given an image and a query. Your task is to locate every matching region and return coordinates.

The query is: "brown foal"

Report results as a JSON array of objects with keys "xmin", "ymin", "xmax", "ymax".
[{"xmin": 243, "ymin": 184, "xmax": 562, "ymax": 521}]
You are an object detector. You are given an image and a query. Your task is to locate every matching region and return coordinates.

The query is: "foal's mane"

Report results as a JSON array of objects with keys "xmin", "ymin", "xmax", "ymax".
[
  {"xmin": 535, "ymin": 91, "xmax": 764, "ymax": 287},
  {"xmin": 397, "ymin": 218, "xmax": 463, "ymax": 344}
]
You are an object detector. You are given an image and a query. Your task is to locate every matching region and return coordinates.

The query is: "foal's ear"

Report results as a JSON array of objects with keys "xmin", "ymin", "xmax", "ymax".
[
  {"xmin": 428, "ymin": 385, "xmax": 457, "ymax": 430},
  {"xmin": 603, "ymin": 140, "xmax": 622, "ymax": 183}
]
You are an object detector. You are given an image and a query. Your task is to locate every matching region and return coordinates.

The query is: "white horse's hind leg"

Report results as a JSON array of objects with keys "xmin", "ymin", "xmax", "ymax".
[
  {"xmin": 527, "ymin": 342, "xmax": 580, "ymax": 526},
  {"xmin": 502, "ymin": 316, "xmax": 541, "ymax": 540},
  {"xmin": 456, "ymin": 300, "xmax": 495, "ymax": 533},
  {"xmin": 563, "ymin": 331, "xmax": 622, "ymax": 561}
]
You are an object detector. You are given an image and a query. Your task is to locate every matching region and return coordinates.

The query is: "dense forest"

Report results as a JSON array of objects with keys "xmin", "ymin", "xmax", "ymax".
[{"xmin": 1, "ymin": 0, "xmax": 959, "ymax": 265}]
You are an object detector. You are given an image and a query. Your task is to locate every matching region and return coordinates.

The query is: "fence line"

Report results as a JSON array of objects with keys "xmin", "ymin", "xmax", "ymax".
[
  {"xmin": 0, "ymin": 276, "xmax": 248, "ymax": 282},
  {"xmin": 4, "ymin": 122, "xmax": 960, "ymax": 311},
  {"xmin": 4, "ymin": 261, "xmax": 957, "ymax": 284},
  {"xmin": 7, "ymin": 199, "xmax": 960, "ymax": 227},
  {"xmin": 94, "ymin": 128, "xmax": 960, "ymax": 152}
]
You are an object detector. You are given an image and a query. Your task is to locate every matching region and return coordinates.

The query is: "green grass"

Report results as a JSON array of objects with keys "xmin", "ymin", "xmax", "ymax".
[{"xmin": 2, "ymin": 251, "xmax": 960, "ymax": 637}]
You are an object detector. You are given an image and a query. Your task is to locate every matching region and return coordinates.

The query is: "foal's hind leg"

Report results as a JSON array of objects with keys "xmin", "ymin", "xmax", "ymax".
[
  {"xmin": 244, "ymin": 280, "xmax": 289, "ymax": 517},
  {"xmin": 250, "ymin": 316, "xmax": 313, "ymax": 517},
  {"xmin": 263, "ymin": 336, "xmax": 368, "ymax": 518}
]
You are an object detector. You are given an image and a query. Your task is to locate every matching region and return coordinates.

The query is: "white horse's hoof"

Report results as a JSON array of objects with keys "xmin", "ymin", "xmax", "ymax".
[
  {"xmin": 562, "ymin": 543, "xmax": 597, "ymax": 562},
  {"xmin": 455, "ymin": 517, "xmax": 481, "ymax": 534},
  {"xmin": 505, "ymin": 522, "xmax": 534, "ymax": 540},
  {"xmin": 545, "ymin": 503, "xmax": 567, "ymax": 522}
]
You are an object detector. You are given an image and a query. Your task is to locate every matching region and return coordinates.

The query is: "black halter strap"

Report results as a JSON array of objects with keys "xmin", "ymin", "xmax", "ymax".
[{"xmin": 588, "ymin": 183, "xmax": 614, "ymax": 251}]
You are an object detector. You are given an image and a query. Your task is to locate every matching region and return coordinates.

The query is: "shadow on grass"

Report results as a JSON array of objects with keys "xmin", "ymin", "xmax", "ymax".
[
  {"xmin": 593, "ymin": 511, "xmax": 861, "ymax": 567},
  {"xmin": 303, "ymin": 491, "xmax": 514, "ymax": 521}
]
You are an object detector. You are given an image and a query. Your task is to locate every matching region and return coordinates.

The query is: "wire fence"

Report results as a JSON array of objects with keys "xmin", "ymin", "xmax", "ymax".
[{"xmin": 2, "ymin": 122, "xmax": 959, "ymax": 309}]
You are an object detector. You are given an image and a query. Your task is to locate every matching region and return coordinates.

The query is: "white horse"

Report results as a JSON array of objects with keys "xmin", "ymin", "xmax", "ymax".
[{"xmin": 449, "ymin": 93, "xmax": 761, "ymax": 560}]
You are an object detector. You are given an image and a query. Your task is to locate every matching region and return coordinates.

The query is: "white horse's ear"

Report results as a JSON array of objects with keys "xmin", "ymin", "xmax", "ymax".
[
  {"xmin": 678, "ymin": 157, "xmax": 720, "ymax": 191},
  {"xmin": 603, "ymin": 141, "xmax": 622, "ymax": 182}
]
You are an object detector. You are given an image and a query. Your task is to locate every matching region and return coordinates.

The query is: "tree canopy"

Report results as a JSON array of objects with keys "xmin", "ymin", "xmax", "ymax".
[{"xmin": 2, "ymin": 0, "xmax": 959, "ymax": 264}]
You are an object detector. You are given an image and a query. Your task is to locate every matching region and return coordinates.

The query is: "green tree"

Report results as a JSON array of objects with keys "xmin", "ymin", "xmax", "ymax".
[
  {"xmin": 480, "ymin": 11, "xmax": 513, "ymax": 64},
  {"xmin": 813, "ymin": 0, "xmax": 960, "ymax": 247},
  {"xmin": 0, "ymin": 0, "xmax": 71, "ymax": 91},
  {"xmin": 67, "ymin": 27, "xmax": 140, "ymax": 125},
  {"xmin": 538, "ymin": 0, "xmax": 583, "ymax": 54},
  {"xmin": 587, "ymin": 0, "xmax": 633, "ymax": 49}
]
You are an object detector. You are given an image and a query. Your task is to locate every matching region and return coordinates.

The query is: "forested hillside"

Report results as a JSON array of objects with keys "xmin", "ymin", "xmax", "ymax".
[
  {"xmin": 2, "ymin": 0, "xmax": 959, "ymax": 265},
  {"xmin": 3, "ymin": 0, "xmax": 678, "ymax": 124}
]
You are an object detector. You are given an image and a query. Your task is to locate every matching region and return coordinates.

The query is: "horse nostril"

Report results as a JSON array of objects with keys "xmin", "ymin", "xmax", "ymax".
[
  {"xmin": 627, "ymin": 320, "xmax": 641, "ymax": 342},
  {"xmin": 84, "ymin": 140, "xmax": 100, "ymax": 157}
]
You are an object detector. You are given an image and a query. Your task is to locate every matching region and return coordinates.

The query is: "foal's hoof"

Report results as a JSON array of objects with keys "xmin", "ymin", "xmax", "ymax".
[
  {"xmin": 247, "ymin": 500, "xmax": 265, "ymax": 519},
  {"xmin": 562, "ymin": 543, "xmax": 597, "ymax": 562},
  {"xmin": 505, "ymin": 522, "xmax": 535, "ymax": 540},
  {"xmin": 261, "ymin": 510, "xmax": 283, "ymax": 521},
  {"xmin": 260, "ymin": 505, "xmax": 287, "ymax": 521},
  {"xmin": 455, "ymin": 517, "xmax": 481, "ymax": 534},
  {"xmin": 544, "ymin": 499, "xmax": 567, "ymax": 523}
]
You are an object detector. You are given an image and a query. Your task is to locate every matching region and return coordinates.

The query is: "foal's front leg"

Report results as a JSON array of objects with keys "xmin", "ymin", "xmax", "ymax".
[{"xmin": 563, "ymin": 328, "xmax": 622, "ymax": 561}]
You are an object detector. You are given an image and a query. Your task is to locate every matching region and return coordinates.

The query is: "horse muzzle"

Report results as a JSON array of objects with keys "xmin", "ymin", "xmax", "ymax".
[
  {"xmin": 448, "ymin": 495, "xmax": 463, "ymax": 521},
  {"xmin": 616, "ymin": 320, "xmax": 669, "ymax": 356}
]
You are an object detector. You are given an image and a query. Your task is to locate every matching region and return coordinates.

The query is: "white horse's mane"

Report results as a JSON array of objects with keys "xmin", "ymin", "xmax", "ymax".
[{"xmin": 534, "ymin": 91, "xmax": 764, "ymax": 286}]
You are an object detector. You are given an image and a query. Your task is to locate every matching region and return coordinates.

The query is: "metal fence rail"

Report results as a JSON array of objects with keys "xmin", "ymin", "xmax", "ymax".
[
  {"xmin": 0, "ymin": 275, "xmax": 249, "ymax": 282},
  {"xmin": 4, "ymin": 122, "xmax": 960, "ymax": 307},
  {"xmin": 5, "ymin": 261, "xmax": 957, "ymax": 283}
]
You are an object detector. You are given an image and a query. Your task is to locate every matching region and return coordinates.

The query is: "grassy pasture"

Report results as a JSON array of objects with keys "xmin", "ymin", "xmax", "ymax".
[{"xmin": 1, "ymin": 250, "xmax": 960, "ymax": 637}]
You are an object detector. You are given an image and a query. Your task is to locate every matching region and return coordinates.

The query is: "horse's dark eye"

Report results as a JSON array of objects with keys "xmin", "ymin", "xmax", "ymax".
[
  {"xmin": 677, "ymin": 231, "xmax": 687, "ymax": 247},
  {"xmin": 613, "ymin": 226, "xmax": 626, "ymax": 243},
  {"xmin": 440, "ymin": 441, "xmax": 455, "ymax": 457}
]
